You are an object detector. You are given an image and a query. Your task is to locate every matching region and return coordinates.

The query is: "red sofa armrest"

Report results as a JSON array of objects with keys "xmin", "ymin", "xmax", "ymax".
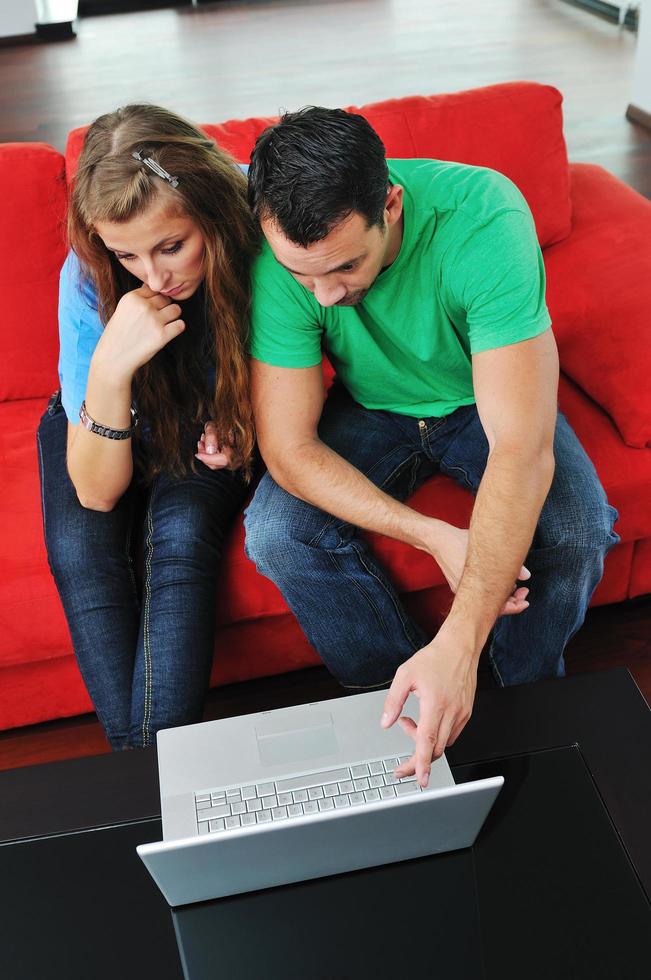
[{"xmin": 544, "ymin": 162, "xmax": 651, "ymax": 448}]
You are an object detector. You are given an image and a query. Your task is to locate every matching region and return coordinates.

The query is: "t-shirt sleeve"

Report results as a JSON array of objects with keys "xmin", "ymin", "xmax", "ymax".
[
  {"xmin": 58, "ymin": 251, "xmax": 104, "ymax": 423},
  {"xmin": 248, "ymin": 246, "xmax": 324, "ymax": 368},
  {"xmin": 445, "ymin": 207, "xmax": 551, "ymax": 355}
]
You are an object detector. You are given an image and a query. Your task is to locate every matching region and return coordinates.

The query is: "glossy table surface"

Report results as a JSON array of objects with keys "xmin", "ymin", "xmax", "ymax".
[{"xmin": 1, "ymin": 669, "xmax": 650, "ymax": 979}]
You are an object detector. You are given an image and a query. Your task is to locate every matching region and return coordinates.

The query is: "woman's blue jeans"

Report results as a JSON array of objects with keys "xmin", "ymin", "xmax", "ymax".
[
  {"xmin": 245, "ymin": 383, "xmax": 620, "ymax": 689},
  {"xmin": 37, "ymin": 392, "xmax": 248, "ymax": 750}
]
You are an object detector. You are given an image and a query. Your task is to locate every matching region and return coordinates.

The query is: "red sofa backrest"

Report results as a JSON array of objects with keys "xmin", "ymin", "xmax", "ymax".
[
  {"xmin": 66, "ymin": 81, "xmax": 571, "ymax": 250},
  {"xmin": 2, "ymin": 83, "xmax": 571, "ymax": 405},
  {"xmin": 0, "ymin": 143, "xmax": 68, "ymax": 402}
]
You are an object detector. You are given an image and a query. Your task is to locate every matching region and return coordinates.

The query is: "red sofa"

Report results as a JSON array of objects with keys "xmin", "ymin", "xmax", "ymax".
[{"xmin": 1, "ymin": 81, "xmax": 650, "ymax": 731}]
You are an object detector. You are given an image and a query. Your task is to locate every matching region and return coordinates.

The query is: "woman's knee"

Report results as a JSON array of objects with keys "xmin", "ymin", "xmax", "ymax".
[
  {"xmin": 146, "ymin": 520, "xmax": 222, "ymax": 575},
  {"xmin": 43, "ymin": 479, "xmax": 133, "ymax": 588},
  {"xmin": 47, "ymin": 512, "xmax": 125, "ymax": 587}
]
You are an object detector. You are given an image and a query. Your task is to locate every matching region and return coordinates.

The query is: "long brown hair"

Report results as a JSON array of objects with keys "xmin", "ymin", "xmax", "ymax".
[{"xmin": 68, "ymin": 104, "xmax": 258, "ymax": 481}]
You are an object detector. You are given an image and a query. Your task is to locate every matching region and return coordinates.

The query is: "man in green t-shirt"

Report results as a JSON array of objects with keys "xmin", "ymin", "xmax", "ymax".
[{"xmin": 242, "ymin": 107, "xmax": 619, "ymax": 788}]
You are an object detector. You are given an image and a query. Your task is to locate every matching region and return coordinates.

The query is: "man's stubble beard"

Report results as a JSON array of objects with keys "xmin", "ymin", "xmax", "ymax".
[{"xmin": 334, "ymin": 287, "xmax": 371, "ymax": 307}]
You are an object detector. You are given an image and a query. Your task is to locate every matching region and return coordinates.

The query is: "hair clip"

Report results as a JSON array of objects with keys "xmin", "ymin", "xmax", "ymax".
[{"xmin": 132, "ymin": 150, "xmax": 179, "ymax": 188}]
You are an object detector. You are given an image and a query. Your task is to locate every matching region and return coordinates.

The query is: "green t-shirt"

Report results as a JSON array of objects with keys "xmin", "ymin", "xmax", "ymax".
[{"xmin": 249, "ymin": 159, "xmax": 551, "ymax": 418}]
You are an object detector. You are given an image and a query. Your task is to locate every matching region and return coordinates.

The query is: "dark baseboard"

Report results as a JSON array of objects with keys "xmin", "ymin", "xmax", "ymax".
[
  {"xmin": 626, "ymin": 104, "xmax": 651, "ymax": 132},
  {"xmin": 560, "ymin": 0, "xmax": 638, "ymax": 30},
  {"xmin": 0, "ymin": 21, "xmax": 77, "ymax": 46},
  {"xmin": 0, "ymin": 32, "xmax": 39, "ymax": 47},
  {"xmin": 78, "ymin": 0, "xmax": 189, "ymax": 14},
  {"xmin": 36, "ymin": 21, "xmax": 76, "ymax": 40},
  {"xmin": 77, "ymin": 0, "xmax": 230, "ymax": 14},
  {"xmin": 1, "ymin": 1, "xmax": 81, "ymax": 44}
]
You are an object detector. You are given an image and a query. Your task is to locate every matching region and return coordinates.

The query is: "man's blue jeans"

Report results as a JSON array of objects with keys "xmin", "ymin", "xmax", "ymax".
[
  {"xmin": 245, "ymin": 383, "xmax": 620, "ymax": 688},
  {"xmin": 37, "ymin": 392, "xmax": 248, "ymax": 750}
]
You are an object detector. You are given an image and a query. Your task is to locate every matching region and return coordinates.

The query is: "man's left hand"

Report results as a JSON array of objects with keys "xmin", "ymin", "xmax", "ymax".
[{"xmin": 381, "ymin": 628, "xmax": 478, "ymax": 787}]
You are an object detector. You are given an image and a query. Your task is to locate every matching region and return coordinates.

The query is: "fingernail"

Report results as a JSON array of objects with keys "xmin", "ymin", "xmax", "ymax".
[
  {"xmin": 381, "ymin": 712, "xmax": 389, "ymax": 727},
  {"xmin": 207, "ymin": 445, "xmax": 216, "ymax": 454},
  {"xmin": 422, "ymin": 770, "xmax": 430, "ymax": 788}
]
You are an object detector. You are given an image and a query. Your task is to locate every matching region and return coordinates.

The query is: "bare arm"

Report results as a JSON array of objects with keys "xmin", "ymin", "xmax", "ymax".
[
  {"xmin": 65, "ymin": 361, "xmax": 135, "ymax": 511},
  {"xmin": 384, "ymin": 328, "xmax": 559, "ymax": 784},
  {"xmin": 66, "ymin": 285, "xmax": 185, "ymax": 511},
  {"xmin": 446, "ymin": 328, "xmax": 559, "ymax": 648},
  {"xmin": 252, "ymin": 358, "xmax": 529, "ymax": 613}
]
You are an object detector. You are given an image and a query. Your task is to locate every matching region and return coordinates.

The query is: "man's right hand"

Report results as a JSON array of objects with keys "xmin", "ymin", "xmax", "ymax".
[
  {"xmin": 420, "ymin": 522, "xmax": 531, "ymax": 617},
  {"xmin": 93, "ymin": 284, "xmax": 185, "ymax": 383}
]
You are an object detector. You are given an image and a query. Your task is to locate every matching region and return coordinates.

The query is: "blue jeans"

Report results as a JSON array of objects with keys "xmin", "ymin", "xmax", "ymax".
[
  {"xmin": 245, "ymin": 383, "xmax": 620, "ymax": 688},
  {"xmin": 37, "ymin": 392, "xmax": 248, "ymax": 750}
]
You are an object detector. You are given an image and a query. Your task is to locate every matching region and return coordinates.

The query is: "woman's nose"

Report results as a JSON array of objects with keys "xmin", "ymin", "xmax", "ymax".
[{"xmin": 144, "ymin": 262, "xmax": 168, "ymax": 294}]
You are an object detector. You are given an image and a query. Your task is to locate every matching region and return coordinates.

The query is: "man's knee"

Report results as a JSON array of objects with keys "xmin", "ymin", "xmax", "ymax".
[
  {"xmin": 558, "ymin": 500, "xmax": 619, "ymax": 555},
  {"xmin": 244, "ymin": 476, "xmax": 336, "ymax": 573},
  {"xmin": 244, "ymin": 495, "xmax": 301, "ymax": 572},
  {"xmin": 538, "ymin": 456, "xmax": 619, "ymax": 556},
  {"xmin": 549, "ymin": 417, "xmax": 620, "ymax": 555},
  {"xmin": 583, "ymin": 501, "xmax": 619, "ymax": 553}
]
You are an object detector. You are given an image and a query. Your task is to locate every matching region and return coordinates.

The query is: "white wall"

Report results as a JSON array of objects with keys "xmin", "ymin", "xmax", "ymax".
[
  {"xmin": 0, "ymin": 0, "xmax": 38, "ymax": 38},
  {"xmin": 631, "ymin": 2, "xmax": 651, "ymax": 114}
]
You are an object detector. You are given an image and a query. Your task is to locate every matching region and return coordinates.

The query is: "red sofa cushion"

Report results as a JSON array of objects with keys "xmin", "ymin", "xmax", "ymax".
[
  {"xmin": 630, "ymin": 538, "xmax": 651, "ymax": 599},
  {"xmin": 65, "ymin": 82, "xmax": 571, "ymax": 249},
  {"xmin": 545, "ymin": 163, "xmax": 651, "ymax": 449},
  {"xmin": 0, "ymin": 144, "xmax": 67, "ymax": 402},
  {"xmin": 0, "ymin": 398, "xmax": 72, "ymax": 671}
]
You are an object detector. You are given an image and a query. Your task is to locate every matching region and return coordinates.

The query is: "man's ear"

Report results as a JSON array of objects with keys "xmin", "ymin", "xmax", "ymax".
[{"xmin": 384, "ymin": 184, "xmax": 404, "ymax": 228}]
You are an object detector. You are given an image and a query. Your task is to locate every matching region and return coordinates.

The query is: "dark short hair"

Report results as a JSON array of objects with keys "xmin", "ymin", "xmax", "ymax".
[{"xmin": 247, "ymin": 107, "xmax": 390, "ymax": 246}]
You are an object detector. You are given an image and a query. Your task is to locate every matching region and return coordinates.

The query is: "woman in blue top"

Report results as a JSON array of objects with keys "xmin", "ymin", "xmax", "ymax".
[{"xmin": 37, "ymin": 104, "xmax": 258, "ymax": 750}]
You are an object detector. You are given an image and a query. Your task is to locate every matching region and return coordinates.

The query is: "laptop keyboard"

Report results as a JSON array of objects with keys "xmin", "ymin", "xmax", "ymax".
[{"xmin": 194, "ymin": 755, "xmax": 425, "ymax": 834}]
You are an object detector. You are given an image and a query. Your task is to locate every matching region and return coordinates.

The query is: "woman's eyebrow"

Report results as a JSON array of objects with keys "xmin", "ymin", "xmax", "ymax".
[{"xmin": 108, "ymin": 234, "xmax": 182, "ymax": 253}]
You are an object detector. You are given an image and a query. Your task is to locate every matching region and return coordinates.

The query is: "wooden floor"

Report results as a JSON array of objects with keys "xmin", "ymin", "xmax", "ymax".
[
  {"xmin": 2, "ymin": 595, "xmax": 650, "ymax": 772},
  {"xmin": 0, "ymin": 0, "xmax": 650, "ymax": 770},
  {"xmin": 1, "ymin": 0, "xmax": 650, "ymax": 196}
]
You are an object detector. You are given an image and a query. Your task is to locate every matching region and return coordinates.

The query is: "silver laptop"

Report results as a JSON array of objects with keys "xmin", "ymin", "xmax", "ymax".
[{"xmin": 137, "ymin": 688, "xmax": 503, "ymax": 906}]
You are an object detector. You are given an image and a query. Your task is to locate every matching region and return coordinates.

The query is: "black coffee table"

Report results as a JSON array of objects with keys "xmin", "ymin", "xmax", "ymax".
[{"xmin": 1, "ymin": 668, "xmax": 650, "ymax": 979}]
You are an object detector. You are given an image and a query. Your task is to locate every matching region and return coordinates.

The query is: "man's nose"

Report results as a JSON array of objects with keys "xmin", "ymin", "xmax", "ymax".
[{"xmin": 313, "ymin": 280, "xmax": 346, "ymax": 307}]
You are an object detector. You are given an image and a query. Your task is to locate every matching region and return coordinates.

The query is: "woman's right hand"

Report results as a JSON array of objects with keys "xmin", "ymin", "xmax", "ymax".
[{"xmin": 92, "ymin": 284, "xmax": 185, "ymax": 383}]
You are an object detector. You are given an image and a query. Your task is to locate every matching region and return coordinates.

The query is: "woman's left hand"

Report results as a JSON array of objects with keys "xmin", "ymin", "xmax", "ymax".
[{"xmin": 195, "ymin": 420, "xmax": 234, "ymax": 470}]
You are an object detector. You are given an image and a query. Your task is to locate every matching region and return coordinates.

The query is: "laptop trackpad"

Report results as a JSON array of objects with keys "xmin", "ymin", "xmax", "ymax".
[{"xmin": 255, "ymin": 711, "xmax": 339, "ymax": 767}]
